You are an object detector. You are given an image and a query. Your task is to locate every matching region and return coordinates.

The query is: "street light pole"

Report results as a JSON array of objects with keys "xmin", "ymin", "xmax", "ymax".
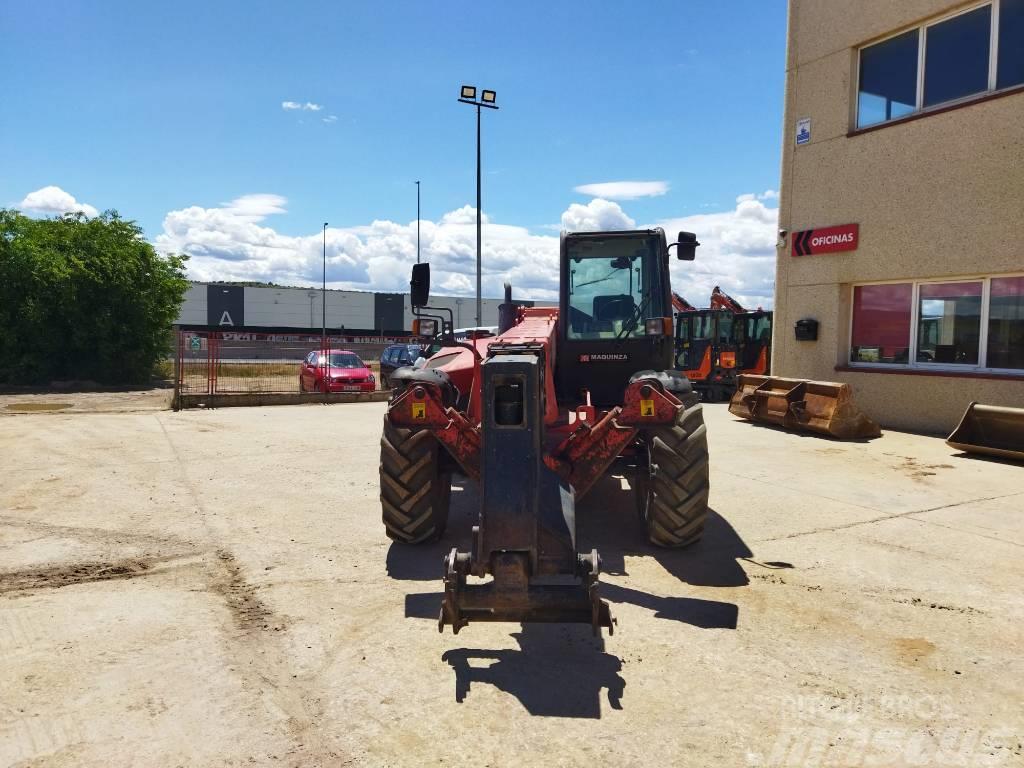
[
  {"xmin": 415, "ymin": 180, "xmax": 421, "ymax": 264},
  {"xmin": 475, "ymin": 105, "xmax": 481, "ymax": 326},
  {"xmin": 322, "ymin": 222, "xmax": 328, "ymax": 351},
  {"xmin": 458, "ymin": 86, "xmax": 498, "ymax": 328}
]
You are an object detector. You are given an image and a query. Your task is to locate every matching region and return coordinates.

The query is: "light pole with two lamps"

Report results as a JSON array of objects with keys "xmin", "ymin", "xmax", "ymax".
[{"xmin": 457, "ymin": 85, "xmax": 498, "ymax": 327}]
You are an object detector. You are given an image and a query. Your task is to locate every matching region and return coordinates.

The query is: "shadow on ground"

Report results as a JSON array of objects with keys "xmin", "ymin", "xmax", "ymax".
[
  {"xmin": 395, "ymin": 472, "xmax": 747, "ymax": 627},
  {"xmin": 732, "ymin": 417, "xmax": 881, "ymax": 443},
  {"xmin": 385, "ymin": 477, "xmax": 477, "ymax": 581},
  {"xmin": 387, "ymin": 474, "xmax": 753, "ymax": 589},
  {"xmin": 440, "ymin": 623, "xmax": 624, "ymax": 717},
  {"xmin": 577, "ymin": 473, "xmax": 753, "ymax": 588},
  {"xmin": 951, "ymin": 451, "xmax": 1024, "ymax": 466},
  {"xmin": 391, "ymin": 473, "xmax": 746, "ymax": 716}
]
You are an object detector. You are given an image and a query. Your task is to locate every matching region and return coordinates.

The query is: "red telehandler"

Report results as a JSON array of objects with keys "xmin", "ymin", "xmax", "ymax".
[{"xmin": 380, "ymin": 229, "xmax": 710, "ymax": 636}]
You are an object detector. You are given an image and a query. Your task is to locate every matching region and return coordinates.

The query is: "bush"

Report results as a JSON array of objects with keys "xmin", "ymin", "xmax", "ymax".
[{"xmin": 0, "ymin": 209, "xmax": 188, "ymax": 385}]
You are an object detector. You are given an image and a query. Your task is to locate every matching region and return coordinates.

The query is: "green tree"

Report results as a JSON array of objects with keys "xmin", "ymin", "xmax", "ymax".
[{"xmin": 0, "ymin": 209, "xmax": 188, "ymax": 384}]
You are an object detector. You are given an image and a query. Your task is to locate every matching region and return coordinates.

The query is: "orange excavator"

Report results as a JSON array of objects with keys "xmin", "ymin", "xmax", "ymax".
[{"xmin": 674, "ymin": 287, "xmax": 773, "ymax": 402}]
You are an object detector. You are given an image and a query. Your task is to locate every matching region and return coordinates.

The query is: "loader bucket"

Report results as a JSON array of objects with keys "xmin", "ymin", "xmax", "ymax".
[
  {"xmin": 946, "ymin": 402, "xmax": 1024, "ymax": 461},
  {"xmin": 729, "ymin": 375, "xmax": 881, "ymax": 440}
]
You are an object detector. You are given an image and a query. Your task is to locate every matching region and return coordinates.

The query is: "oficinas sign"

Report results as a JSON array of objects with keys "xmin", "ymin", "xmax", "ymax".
[{"xmin": 791, "ymin": 223, "xmax": 859, "ymax": 257}]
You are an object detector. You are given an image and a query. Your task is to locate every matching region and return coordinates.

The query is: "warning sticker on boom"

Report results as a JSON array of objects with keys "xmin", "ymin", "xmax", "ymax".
[
  {"xmin": 412, "ymin": 401, "xmax": 426, "ymax": 419},
  {"xmin": 640, "ymin": 399, "xmax": 655, "ymax": 417}
]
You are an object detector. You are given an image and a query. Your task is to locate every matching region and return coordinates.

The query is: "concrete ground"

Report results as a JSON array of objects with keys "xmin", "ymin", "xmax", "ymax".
[{"xmin": 0, "ymin": 402, "xmax": 1021, "ymax": 767}]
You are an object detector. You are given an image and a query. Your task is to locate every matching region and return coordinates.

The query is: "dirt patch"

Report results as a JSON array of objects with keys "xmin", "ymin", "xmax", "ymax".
[
  {"xmin": 5, "ymin": 402, "xmax": 74, "ymax": 412},
  {"xmin": 894, "ymin": 637, "xmax": 936, "ymax": 663},
  {"xmin": 894, "ymin": 455, "xmax": 955, "ymax": 480},
  {"xmin": 0, "ymin": 558, "xmax": 153, "ymax": 594},
  {"xmin": 892, "ymin": 596, "xmax": 984, "ymax": 615},
  {"xmin": 749, "ymin": 572, "xmax": 823, "ymax": 591},
  {"xmin": 0, "ymin": 389, "xmax": 171, "ymax": 414},
  {"xmin": 210, "ymin": 549, "xmax": 282, "ymax": 632}
]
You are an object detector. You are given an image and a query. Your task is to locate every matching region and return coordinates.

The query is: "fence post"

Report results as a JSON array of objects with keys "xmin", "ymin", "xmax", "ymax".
[
  {"xmin": 206, "ymin": 333, "xmax": 214, "ymax": 396},
  {"xmin": 212, "ymin": 333, "xmax": 219, "ymax": 396},
  {"xmin": 323, "ymin": 335, "xmax": 329, "ymax": 405},
  {"xmin": 172, "ymin": 330, "xmax": 181, "ymax": 411}
]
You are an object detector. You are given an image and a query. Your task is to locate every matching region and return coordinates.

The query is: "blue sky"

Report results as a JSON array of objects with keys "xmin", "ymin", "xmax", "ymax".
[{"xmin": 2, "ymin": 1, "xmax": 787, "ymax": 304}]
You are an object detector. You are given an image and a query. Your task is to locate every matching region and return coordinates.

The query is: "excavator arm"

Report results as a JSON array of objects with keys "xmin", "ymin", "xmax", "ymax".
[
  {"xmin": 672, "ymin": 292, "xmax": 697, "ymax": 313},
  {"xmin": 709, "ymin": 286, "xmax": 745, "ymax": 313}
]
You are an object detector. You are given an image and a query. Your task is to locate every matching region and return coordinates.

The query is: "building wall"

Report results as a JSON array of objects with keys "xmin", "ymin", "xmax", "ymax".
[
  {"xmin": 241, "ymin": 287, "xmax": 381, "ymax": 331},
  {"xmin": 776, "ymin": 0, "xmax": 1024, "ymax": 433},
  {"xmin": 178, "ymin": 283, "xmax": 207, "ymax": 326},
  {"xmin": 177, "ymin": 282, "xmax": 547, "ymax": 334}
]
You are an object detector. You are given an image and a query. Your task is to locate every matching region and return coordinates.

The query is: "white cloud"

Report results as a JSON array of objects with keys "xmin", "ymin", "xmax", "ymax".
[
  {"xmin": 738, "ymin": 190, "xmax": 779, "ymax": 203},
  {"xmin": 18, "ymin": 186, "xmax": 98, "ymax": 218},
  {"xmin": 441, "ymin": 273, "xmax": 473, "ymax": 293},
  {"xmin": 155, "ymin": 197, "xmax": 561, "ymax": 300},
  {"xmin": 281, "ymin": 101, "xmax": 323, "ymax": 111},
  {"xmin": 154, "ymin": 192, "xmax": 778, "ymax": 308},
  {"xmin": 656, "ymin": 196, "xmax": 779, "ymax": 309},
  {"xmin": 560, "ymin": 198, "xmax": 635, "ymax": 232},
  {"xmin": 574, "ymin": 181, "xmax": 669, "ymax": 200},
  {"xmin": 322, "ymin": 115, "xmax": 338, "ymax": 124},
  {"xmin": 221, "ymin": 193, "xmax": 288, "ymax": 220}
]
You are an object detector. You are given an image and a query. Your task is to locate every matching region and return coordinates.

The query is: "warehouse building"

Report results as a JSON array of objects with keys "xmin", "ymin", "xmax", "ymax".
[
  {"xmin": 774, "ymin": 0, "xmax": 1024, "ymax": 432},
  {"xmin": 176, "ymin": 282, "xmax": 541, "ymax": 335}
]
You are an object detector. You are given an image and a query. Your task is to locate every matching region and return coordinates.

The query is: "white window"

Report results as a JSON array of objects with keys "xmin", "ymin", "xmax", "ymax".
[
  {"xmin": 849, "ymin": 276, "xmax": 1024, "ymax": 372},
  {"xmin": 856, "ymin": 1, "xmax": 1024, "ymax": 129}
]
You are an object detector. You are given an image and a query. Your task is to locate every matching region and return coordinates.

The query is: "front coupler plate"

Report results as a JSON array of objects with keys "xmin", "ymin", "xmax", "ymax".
[{"xmin": 439, "ymin": 548, "xmax": 613, "ymax": 636}]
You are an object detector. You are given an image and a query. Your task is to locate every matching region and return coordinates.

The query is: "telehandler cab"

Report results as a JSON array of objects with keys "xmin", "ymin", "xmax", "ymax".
[{"xmin": 380, "ymin": 229, "xmax": 710, "ymax": 636}]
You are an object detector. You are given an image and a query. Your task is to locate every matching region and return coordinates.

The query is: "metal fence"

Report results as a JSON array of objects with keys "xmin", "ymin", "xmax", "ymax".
[{"xmin": 175, "ymin": 330, "xmax": 407, "ymax": 398}]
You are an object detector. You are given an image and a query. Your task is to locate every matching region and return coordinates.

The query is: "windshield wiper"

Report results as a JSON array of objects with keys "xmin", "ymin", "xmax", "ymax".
[
  {"xmin": 616, "ymin": 294, "xmax": 651, "ymax": 340},
  {"xmin": 574, "ymin": 267, "xmax": 622, "ymax": 291}
]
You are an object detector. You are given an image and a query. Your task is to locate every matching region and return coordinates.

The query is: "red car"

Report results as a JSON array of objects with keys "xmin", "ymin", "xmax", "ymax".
[{"xmin": 299, "ymin": 349, "xmax": 376, "ymax": 393}]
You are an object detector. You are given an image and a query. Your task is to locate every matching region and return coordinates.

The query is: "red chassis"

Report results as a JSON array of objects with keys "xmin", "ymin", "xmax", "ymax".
[{"xmin": 389, "ymin": 336, "xmax": 682, "ymax": 503}]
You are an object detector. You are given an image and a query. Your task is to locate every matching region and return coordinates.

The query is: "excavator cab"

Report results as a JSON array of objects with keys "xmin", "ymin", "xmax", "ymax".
[
  {"xmin": 675, "ymin": 309, "xmax": 739, "ymax": 402},
  {"xmin": 673, "ymin": 287, "xmax": 774, "ymax": 402}
]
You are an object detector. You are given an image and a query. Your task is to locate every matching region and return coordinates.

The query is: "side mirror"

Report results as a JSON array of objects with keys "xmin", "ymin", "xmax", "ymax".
[
  {"xmin": 674, "ymin": 231, "xmax": 699, "ymax": 261},
  {"xmin": 410, "ymin": 263, "xmax": 430, "ymax": 307}
]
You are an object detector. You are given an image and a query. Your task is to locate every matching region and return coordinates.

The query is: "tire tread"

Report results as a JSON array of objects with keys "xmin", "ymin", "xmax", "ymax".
[{"xmin": 379, "ymin": 419, "xmax": 450, "ymax": 544}]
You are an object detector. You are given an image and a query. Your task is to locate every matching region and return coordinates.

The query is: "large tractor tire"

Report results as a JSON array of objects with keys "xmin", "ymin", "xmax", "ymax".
[
  {"xmin": 379, "ymin": 419, "xmax": 451, "ymax": 544},
  {"xmin": 636, "ymin": 400, "xmax": 711, "ymax": 548}
]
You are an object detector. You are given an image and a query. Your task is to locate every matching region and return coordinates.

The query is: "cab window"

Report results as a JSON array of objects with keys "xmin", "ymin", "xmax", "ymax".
[{"xmin": 566, "ymin": 236, "xmax": 665, "ymax": 340}]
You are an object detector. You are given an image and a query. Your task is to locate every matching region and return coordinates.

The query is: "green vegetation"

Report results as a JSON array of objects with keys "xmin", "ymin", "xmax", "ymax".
[{"xmin": 0, "ymin": 209, "xmax": 189, "ymax": 385}]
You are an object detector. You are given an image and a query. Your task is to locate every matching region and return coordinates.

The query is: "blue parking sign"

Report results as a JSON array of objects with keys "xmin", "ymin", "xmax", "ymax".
[{"xmin": 796, "ymin": 117, "xmax": 811, "ymax": 145}]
